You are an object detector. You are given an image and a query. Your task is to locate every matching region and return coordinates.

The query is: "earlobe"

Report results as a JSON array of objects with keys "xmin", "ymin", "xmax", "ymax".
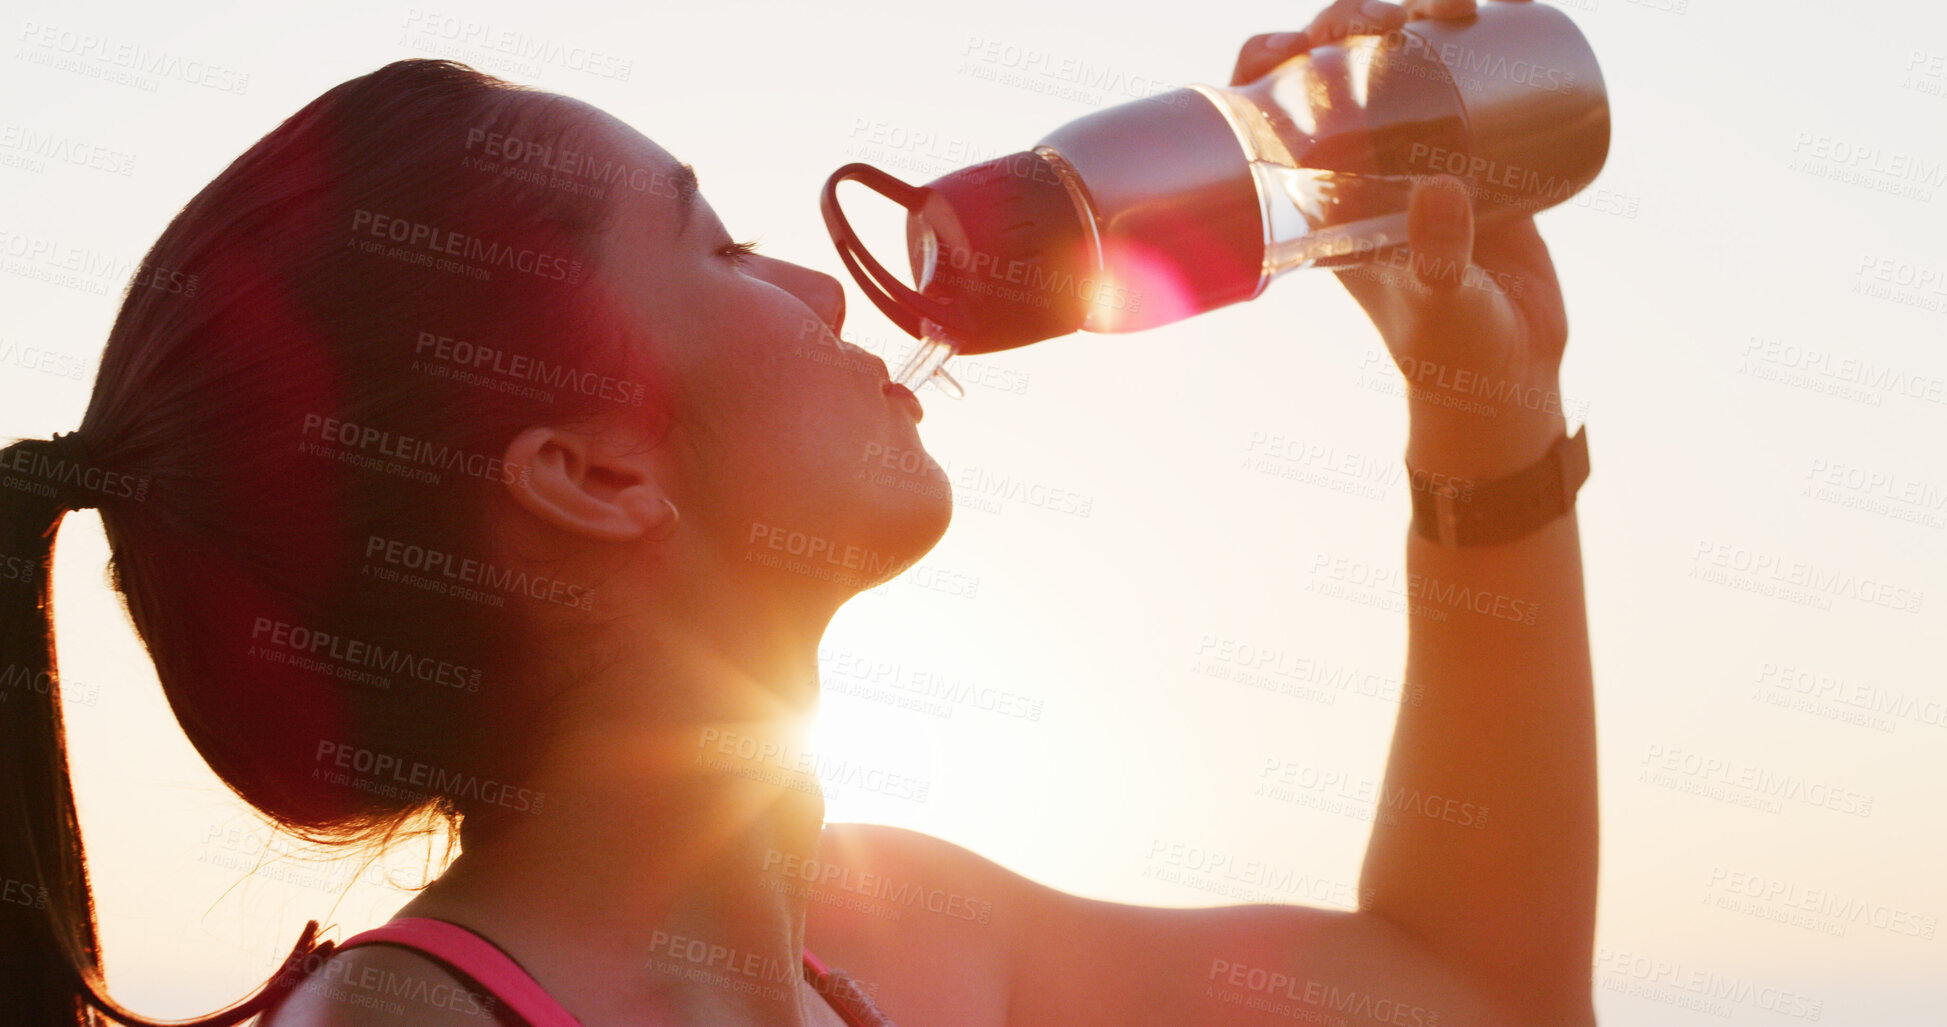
[
  {"xmin": 619, "ymin": 489, "xmax": 681, "ymax": 543},
  {"xmin": 502, "ymin": 426, "xmax": 673, "ymax": 544},
  {"xmin": 642, "ymin": 496, "xmax": 680, "ymax": 542}
]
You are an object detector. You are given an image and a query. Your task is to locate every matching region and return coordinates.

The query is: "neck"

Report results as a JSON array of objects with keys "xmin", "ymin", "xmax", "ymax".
[{"xmin": 399, "ymin": 582, "xmax": 842, "ymax": 1024}]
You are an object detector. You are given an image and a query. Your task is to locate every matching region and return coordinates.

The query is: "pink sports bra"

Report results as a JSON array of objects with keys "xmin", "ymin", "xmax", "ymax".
[{"xmin": 263, "ymin": 917, "xmax": 895, "ymax": 1027}]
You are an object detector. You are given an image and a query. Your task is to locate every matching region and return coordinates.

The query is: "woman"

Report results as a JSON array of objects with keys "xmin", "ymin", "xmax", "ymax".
[{"xmin": 0, "ymin": 0, "xmax": 1596, "ymax": 1023}]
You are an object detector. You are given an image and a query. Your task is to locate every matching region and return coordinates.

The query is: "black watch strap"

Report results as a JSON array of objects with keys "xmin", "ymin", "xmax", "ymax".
[{"xmin": 1408, "ymin": 425, "xmax": 1589, "ymax": 547}]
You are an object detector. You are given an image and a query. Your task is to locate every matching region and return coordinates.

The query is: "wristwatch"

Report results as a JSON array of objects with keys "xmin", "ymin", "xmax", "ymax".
[{"xmin": 1407, "ymin": 425, "xmax": 1589, "ymax": 547}]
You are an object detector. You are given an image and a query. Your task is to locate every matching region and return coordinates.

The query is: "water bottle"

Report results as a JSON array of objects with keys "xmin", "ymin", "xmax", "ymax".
[{"xmin": 820, "ymin": 0, "xmax": 1609, "ymax": 395}]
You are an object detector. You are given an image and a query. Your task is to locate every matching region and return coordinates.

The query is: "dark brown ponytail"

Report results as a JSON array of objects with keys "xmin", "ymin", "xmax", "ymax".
[
  {"xmin": 0, "ymin": 445, "xmax": 100, "ymax": 1026},
  {"xmin": 1, "ymin": 440, "xmax": 330, "ymax": 1027}
]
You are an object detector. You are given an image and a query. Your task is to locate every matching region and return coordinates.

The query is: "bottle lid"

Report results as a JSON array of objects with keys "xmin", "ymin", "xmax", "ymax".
[{"xmin": 904, "ymin": 151, "xmax": 1094, "ymax": 354}]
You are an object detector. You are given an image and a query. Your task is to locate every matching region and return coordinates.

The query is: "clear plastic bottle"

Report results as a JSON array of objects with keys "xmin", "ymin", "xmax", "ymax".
[{"xmin": 820, "ymin": 0, "xmax": 1609, "ymax": 393}]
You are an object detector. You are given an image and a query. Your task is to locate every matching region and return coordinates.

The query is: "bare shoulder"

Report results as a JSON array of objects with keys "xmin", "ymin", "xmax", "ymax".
[
  {"xmin": 257, "ymin": 941, "xmax": 519, "ymax": 1027},
  {"xmin": 799, "ymin": 823, "xmax": 1027, "ymax": 1027}
]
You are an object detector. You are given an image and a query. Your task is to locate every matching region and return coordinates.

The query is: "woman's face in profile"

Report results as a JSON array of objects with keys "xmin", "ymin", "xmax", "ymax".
[{"xmin": 578, "ymin": 106, "xmax": 952, "ymax": 581}]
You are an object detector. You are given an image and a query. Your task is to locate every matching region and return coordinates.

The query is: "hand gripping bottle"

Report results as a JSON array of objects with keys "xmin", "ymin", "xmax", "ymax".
[{"xmin": 820, "ymin": 0, "xmax": 1609, "ymax": 395}]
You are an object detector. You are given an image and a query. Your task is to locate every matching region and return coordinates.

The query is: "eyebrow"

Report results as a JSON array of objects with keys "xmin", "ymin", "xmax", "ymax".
[{"xmin": 673, "ymin": 162, "xmax": 699, "ymax": 239}]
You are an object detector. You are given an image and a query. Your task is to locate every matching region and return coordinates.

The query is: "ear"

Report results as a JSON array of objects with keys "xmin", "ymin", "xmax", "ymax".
[{"xmin": 501, "ymin": 426, "xmax": 677, "ymax": 543}]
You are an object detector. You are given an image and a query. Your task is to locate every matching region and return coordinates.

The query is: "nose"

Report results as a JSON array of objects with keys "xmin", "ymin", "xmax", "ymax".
[{"xmin": 750, "ymin": 255, "xmax": 846, "ymax": 338}]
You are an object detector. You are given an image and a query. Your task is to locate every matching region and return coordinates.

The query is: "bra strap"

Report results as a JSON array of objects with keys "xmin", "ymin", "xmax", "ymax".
[
  {"xmin": 336, "ymin": 918, "xmax": 869, "ymax": 1027},
  {"xmin": 336, "ymin": 919, "xmax": 891, "ymax": 1021},
  {"xmin": 802, "ymin": 948, "xmax": 896, "ymax": 1027}
]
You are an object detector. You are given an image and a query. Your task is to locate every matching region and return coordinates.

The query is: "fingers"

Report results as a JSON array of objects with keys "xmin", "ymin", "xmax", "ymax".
[
  {"xmin": 1307, "ymin": 0, "xmax": 1412, "ymax": 45},
  {"xmin": 1229, "ymin": 0, "xmax": 1411, "ymax": 85},
  {"xmin": 1403, "ymin": 0, "xmax": 1478, "ymax": 18},
  {"xmin": 1230, "ymin": 32, "xmax": 1309, "ymax": 86}
]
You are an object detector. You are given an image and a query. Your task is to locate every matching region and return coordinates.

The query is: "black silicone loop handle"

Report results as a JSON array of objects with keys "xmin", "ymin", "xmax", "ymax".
[{"xmin": 820, "ymin": 163, "xmax": 959, "ymax": 341}]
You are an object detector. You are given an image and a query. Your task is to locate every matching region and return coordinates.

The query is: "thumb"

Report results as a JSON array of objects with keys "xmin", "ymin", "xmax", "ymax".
[
  {"xmin": 1332, "ymin": 172, "xmax": 1520, "ymax": 359},
  {"xmin": 1406, "ymin": 175, "xmax": 1473, "ymax": 293},
  {"xmin": 1391, "ymin": 175, "xmax": 1526, "ymax": 368}
]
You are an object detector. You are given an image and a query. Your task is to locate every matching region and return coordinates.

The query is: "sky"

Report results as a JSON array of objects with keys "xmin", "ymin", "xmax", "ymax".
[{"xmin": 3, "ymin": 0, "xmax": 1944, "ymax": 1024}]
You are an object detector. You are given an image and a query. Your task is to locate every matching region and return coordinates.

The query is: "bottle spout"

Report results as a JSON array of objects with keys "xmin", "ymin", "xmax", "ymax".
[{"xmin": 891, "ymin": 327, "xmax": 965, "ymax": 399}]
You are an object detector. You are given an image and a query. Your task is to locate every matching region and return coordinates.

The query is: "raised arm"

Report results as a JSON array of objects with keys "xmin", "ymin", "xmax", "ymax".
[
  {"xmin": 1346, "ymin": 176, "xmax": 1597, "ymax": 1026},
  {"xmin": 809, "ymin": 3, "xmax": 1598, "ymax": 1024},
  {"xmin": 1280, "ymin": 1, "xmax": 1599, "ymax": 1016}
]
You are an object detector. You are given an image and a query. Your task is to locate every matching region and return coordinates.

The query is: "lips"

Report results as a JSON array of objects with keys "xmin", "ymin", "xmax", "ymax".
[{"xmin": 882, "ymin": 380, "xmax": 924, "ymax": 422}]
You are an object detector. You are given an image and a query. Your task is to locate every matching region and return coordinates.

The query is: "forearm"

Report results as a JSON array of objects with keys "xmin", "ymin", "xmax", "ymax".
[{"xmin": 1356, "ymin": 389, "xmax": 1598, "ymax": 1024}]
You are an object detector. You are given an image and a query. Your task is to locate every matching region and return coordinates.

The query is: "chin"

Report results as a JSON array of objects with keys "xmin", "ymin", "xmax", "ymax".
[
  {"xmin": 848, "ymin": 465, "xmax": 954, "ymax": 591},
  {"xmin": 878, "ymin": 479, "xmax": 955, "ymax": 584}
]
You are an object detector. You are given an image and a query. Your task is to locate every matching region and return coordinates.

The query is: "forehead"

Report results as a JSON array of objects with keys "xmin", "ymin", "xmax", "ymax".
[{"xmin": 569, "ymin": 104, "xmax": 704, "ymax": 240}]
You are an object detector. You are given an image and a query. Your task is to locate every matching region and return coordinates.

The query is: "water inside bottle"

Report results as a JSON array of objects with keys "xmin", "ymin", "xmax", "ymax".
[
  {"xmin": 1216, "ymin": 30, "xmax": 1470, "ymax": 278},
  {"xmin": 1256, "ymin": 164, "xmax": 1415, "ymax": 272}
]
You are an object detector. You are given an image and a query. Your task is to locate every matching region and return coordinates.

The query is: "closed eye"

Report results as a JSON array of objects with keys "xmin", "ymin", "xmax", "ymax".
[{"xmin": 719, "ymin": 238, "xmax": 761, "ymax": 266}]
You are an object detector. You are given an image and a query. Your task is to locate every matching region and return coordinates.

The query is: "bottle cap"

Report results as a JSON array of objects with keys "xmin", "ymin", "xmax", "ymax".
[{"xmin": 902, "ymin": 151, "xmax": 1094, "ymax": 354}]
